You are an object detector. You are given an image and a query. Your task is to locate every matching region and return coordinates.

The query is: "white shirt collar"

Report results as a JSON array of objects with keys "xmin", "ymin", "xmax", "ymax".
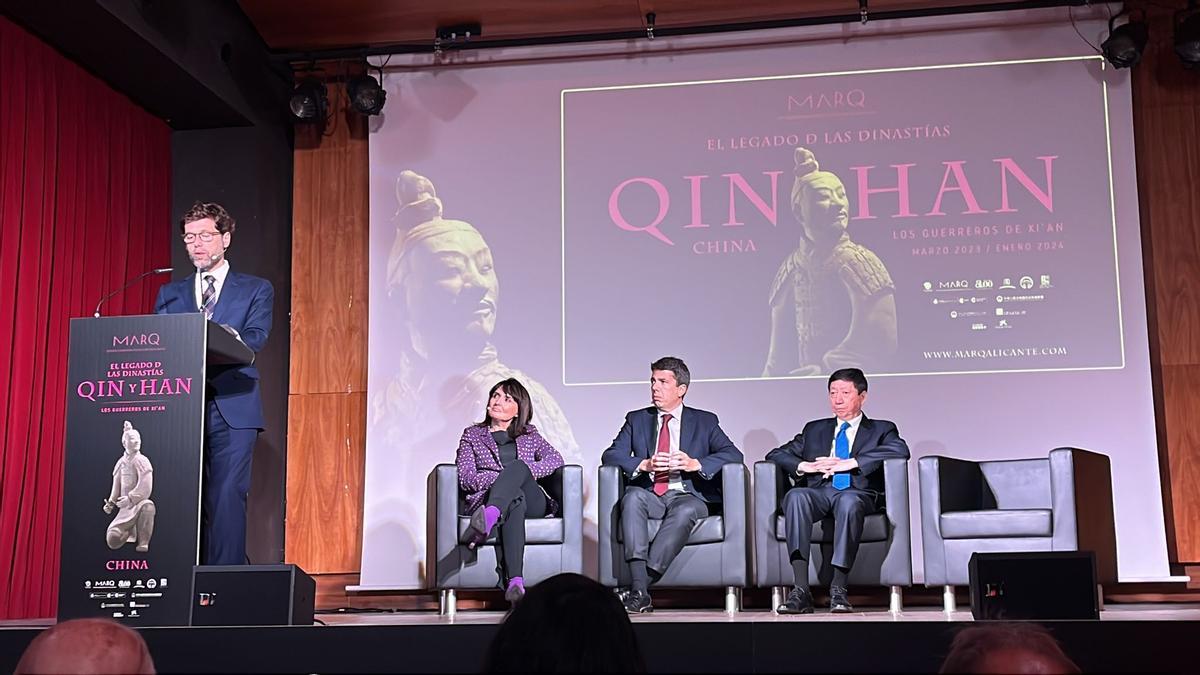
[
  {"xmin": 835, "ymin": 412, "xmax": 864, "ymax": 430},
  {"xmin": 657, "ymin": 402, "xmax": 684, "ymax": 420},
  {"xmin": 828, "ymin": 412, "xmax": 864, "ymax": 458},
  {"xmin": 201, "ymin": 259, "xmax": 231, "ymax": 285}
]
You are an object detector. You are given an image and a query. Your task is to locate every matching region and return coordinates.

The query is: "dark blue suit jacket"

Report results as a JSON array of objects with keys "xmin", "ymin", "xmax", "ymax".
[
  {"xmin": 601, "ymin": 405, "xmax": 743, "ymax": 504},
  {"xmin": 764, "ymin": 415, "xmax": 909, "ymax": 498},
  {"xmin": 154, "ymin": 271, "xmax": 274, "ymax": 430}
]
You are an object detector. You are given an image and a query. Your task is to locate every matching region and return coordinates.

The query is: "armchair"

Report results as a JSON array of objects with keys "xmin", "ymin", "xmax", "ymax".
[
  {"xmin": 918, "ymin": 447, "xmax": 1117, "ymax": 611},
  {"xmin": 426, "ymin": 463, "xmax": 583, "ymax": 614},
  {"xmin": 597, "ymin": 463, "xmax": 749, "ymax": 611},
  {"xmin": 753, "ymin": 459, "xmax": 912, "ymax": 611}
]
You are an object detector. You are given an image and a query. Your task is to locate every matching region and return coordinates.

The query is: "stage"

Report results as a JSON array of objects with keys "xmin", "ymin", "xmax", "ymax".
[{"xmin": 2, "ymin": 603, "xmax": 1197, "ymax": 673}]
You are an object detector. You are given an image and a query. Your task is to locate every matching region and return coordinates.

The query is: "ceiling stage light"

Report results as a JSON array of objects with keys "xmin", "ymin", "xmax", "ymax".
[
  {"xmin": 348, "ymin": 73, "xmax": 387, "ymax": 116},
  {"xmin": 1175, "ymin": 1, "xmax": 1200, "ymax": 69},
  {"xmin": 1101, "ymin": 10, "xmax": 1149, "ymax": 69},
  {"xmin": 289, "ymin": 78, "xmax": 327, "ymax": 123}
]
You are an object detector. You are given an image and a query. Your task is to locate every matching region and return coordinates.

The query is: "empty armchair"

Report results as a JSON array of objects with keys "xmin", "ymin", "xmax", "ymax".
[
  {"xmin": 918, "ymin": 447, "xmax": 1117, "ymax": 609},
  {"xmin": 427, "ymin": 463, "xmax": 583, "ymax": 614},
  {"xmin": 598, "ymin": 463, "xmax": 750, "ymax": 610},
  {"xmin": 753, "ymin": 459, "xmax": 912, "ymax": 611}
]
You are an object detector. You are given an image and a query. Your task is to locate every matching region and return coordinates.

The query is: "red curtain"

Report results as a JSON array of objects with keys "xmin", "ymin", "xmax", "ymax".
[{"xmin": 0, "ymin": 16, "xmax": 171, "ymax": 619}]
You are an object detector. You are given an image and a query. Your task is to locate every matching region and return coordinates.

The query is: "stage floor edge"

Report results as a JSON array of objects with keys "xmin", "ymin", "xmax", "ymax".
[{"xmin": 1, "ymin": 604, "xmax": 1197, "ymax": 673}]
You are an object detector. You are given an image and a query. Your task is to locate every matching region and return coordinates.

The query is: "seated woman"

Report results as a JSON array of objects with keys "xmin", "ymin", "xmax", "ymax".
[{"xmin": 456, "ymin": 378, "xmax": 565, "ymax": 602}]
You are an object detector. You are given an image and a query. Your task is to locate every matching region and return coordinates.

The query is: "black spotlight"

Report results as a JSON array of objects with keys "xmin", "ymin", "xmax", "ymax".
[
  {"xmin": 347, "ymin": 73, "xmax": 387, "ymax": 116},
  {"xmin": 1175, "ymin": 1, "xmax": 1200, "ymax": 68},
  {"xmin": 289, "ymin": 78, "xmax": 328, "ymax": 123},
  {"xmin": 1101, "ymin": 9, "xmax": 1149, "ymax": 69}
]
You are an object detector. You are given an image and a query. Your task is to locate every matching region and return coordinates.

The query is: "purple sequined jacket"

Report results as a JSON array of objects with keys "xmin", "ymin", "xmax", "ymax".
[{"xmin": 455, "ymin": 423, "xmax": 565, "ymax": 514}]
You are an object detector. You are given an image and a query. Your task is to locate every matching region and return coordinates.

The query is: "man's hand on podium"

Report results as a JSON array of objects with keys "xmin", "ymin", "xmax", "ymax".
[{"xmin": 218, "ymin": 323, "xmax": 243, "ymax": 343}]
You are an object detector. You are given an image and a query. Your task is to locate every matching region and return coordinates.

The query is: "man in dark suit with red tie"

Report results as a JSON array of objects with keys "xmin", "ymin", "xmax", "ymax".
[
  {"xmin": 154, "ymin": 201, "xmax": 274, "ymax": 565},
  {"xmin": 765, "ymin": 367, "xmax": 909, "ymax": 613},
  {"xmin": 601, "ymin": 356, "xmax": 744, "ymax": 613}
]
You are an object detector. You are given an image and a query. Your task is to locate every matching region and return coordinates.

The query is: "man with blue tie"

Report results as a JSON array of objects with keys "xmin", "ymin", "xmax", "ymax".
[
  {"xmin": 765, "ymin": 368, "xmax": 909, "ymax": 613},
  {"xmin": 601, "ymin": 356, "xmax": 744, "ymax": 613},
  {"xmin": 154, "ymin": 202, "xmax": 274, "ymax": 565}
]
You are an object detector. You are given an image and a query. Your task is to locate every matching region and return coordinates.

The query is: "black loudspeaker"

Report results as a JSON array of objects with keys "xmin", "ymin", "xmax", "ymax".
[
  {"xmin": 969, "ymin": 551, "xmax": 1099, "ymax": 621},
  {"xmin": 189, "ymin": 564, "xmax": 315, "ymax": 626}
]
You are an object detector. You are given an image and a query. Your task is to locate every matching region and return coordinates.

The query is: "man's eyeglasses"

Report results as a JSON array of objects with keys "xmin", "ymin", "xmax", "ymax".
[{"xmin": 181, "ymin": 231, "xmax": 221, "ymax": 244}]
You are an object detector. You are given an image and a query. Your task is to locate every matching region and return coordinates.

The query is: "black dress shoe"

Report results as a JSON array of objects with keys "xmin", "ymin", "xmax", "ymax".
[
  {"xmin": 777, "ymin": 587, "xmax": 815, "ymax": 614},
  {"xmin": 622, "ymin": 589, "xmax": 654, "ymax": 613},
  {"xmin": 829, "ymin": 585, "xmax": 853, "ymax": 613}
]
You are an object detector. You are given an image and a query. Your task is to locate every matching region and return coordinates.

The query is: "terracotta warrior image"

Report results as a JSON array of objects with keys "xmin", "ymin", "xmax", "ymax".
[
  {"xmin": 763, "ymin": 147, "xmax": 898, "ymax": 377},
  {"xmin": 373, "ymin": 169, "xmax": 580, "ymax": 467},
  {"xmin": 103, "ymin": 421, "xmax": 156, "ymax": 552},
  {"xmin": 365, "ymin": 169, "xmax": 583, "ymax": 580}
]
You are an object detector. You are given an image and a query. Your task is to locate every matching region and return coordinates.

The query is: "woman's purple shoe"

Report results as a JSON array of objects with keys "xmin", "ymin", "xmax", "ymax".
[
  {"xmin": 505, "ymin": 577, "xmax": 525, "ymax": 603},
  {"xmin": 466, "ymin": 505, "xmax": 501, "ymax": 549}
]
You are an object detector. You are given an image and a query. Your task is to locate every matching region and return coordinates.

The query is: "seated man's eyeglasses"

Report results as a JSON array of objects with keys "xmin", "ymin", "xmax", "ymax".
[{"xmin": 182, "ymin": 231, "xmax": 220, "ymax": 243}]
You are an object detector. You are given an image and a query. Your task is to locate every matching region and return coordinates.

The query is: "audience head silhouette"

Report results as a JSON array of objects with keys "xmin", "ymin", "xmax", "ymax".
[
  {"xmin": 940, "ymin": 622, "xmax": 1079, "ymax": 674},
  {"xmin": 15, "ymin": 618, "xmax": 155, "ymax": 675},
  {"xmin": 483, "ymin": 573, "xmax": 644, "ymax": 672}
]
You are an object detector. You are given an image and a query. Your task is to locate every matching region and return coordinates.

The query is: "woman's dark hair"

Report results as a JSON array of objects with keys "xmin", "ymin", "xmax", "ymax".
[
  {"xmin": 481, "ymin": 378, "xmax": 533, "ymax": 439},
  {"xmin": 483, "ymin": 573, "xmax": 645, "ymax": 673}
]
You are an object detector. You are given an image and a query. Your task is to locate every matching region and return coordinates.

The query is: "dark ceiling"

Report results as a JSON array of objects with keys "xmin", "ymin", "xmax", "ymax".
[
  {"xmin": 236, "ymin": 0, "xmax": 1074, "ymax": 54},
  {"xmin": 0, "ymin": 0, "xmax": 1087, "ymax": 128}
]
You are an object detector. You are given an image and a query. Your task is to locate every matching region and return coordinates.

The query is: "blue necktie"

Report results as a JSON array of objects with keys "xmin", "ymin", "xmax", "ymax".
[{"xmin": 833, "ymin": 421, "xmax": 851, "ymax": 490}]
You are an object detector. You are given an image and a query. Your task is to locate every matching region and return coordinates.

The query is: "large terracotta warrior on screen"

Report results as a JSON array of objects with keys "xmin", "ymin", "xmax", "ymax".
[
  {"xmin": 763, "ymin": 147, "xmax": 899, "ymax": 377},
  {"xmin": 103, "ymin": 421, "xmax": 156, "ymax": 552},
  {"xmin": 372, "ymin": 169, "xmax": 580, "ymax": 466}
]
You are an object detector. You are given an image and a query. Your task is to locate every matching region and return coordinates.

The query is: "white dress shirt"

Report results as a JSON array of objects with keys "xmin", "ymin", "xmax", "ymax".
[{"xmin": 827, "ymin": 413, "xmax": 864, "ymax": 458}]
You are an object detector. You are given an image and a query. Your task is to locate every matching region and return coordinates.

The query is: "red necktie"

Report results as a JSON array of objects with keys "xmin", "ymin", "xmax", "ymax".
[{"xmin": 653, "ymin": 413, "xmax": 673, "ymax": 496}]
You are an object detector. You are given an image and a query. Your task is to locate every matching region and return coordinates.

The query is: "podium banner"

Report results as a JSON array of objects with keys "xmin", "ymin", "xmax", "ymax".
[{"xmin": 58, "ymin": 314, "xmax": 206, "ymax": 626}]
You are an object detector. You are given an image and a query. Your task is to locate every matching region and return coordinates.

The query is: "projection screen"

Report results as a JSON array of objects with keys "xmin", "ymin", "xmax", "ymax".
[{"xmin": 357, "ymin": 5, "xmax": 1170, "ymax": 589}]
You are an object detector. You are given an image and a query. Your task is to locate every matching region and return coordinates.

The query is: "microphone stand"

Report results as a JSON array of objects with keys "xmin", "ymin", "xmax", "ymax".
[{"xmin": 93, "ymin": 268, "xmax": 174, "ymax": 318}]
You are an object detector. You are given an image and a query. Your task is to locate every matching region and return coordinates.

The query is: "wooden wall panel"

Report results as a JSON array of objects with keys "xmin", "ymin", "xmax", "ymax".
[
  {"xmin": 286, "ymin": 392, "xmax": 366, "ymax": 573},
  {"xmin": 1131, "ymin": 2, "xmax": 1200, "ymax": 565},
  {"xmin": 286, "ymin": 79, "xmax": 371, "ymax": 574},
  {"xmin": 1136, "ymin": 68, "xmax": 1200, "ymax": 365},
  {"xmin": 1160, "ymin": 366, "xmax": 1200, "ymax": 562},
  {"xmin": 290, "ymin": 86, "xmax": 370, "ymax": 395}
]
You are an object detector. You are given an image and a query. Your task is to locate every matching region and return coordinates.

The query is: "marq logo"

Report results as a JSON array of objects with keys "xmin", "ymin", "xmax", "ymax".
[{"xmin": 112, "ymin": 333, "xmax": 161, "ymax": 347}]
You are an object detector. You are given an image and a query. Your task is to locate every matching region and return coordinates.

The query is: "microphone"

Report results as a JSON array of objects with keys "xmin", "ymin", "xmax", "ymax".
[
  {"xmin": 197, "ymin": 251, "xmax": 222, "ymax": 271},
  {"xmin": 93, "ymin": 268, "xmax": 174, "ymax": 318}
]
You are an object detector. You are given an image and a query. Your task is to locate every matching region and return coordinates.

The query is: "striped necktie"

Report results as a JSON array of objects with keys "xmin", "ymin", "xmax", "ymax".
[{"xmin": 201, "ymin": 274, "xmax": 216, "ymax": 318}]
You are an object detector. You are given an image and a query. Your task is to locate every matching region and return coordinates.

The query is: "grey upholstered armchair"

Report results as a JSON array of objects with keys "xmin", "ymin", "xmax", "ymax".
[
  {"xmin": 918, "ymin": 447, "xmax": 1117, "ymax": 610},
  {"xmin": 598, "ymin": 463, "xmax": 750, "ymax": 611},
  {"xmin": 753, "ymin": 459, "xmax": 912, "ymax": 612},
  {"xmin": 426, "ymin": 463, "xmax": 583, "ymax": 614}
]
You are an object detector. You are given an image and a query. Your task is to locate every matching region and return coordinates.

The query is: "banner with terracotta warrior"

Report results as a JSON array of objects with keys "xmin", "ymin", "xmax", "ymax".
[
  {"xmin": 562, "ymin": 57, "xmax": 1122, "ymax": 384},
  {"xmin": 59, "ymin": 314, "xmax": 205, "ymax": 626}
]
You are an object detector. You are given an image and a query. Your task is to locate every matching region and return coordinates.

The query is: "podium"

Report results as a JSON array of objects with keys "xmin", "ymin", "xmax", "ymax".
[{"xmin": 57, "ymin": 313, "xmax": 253, "ymax": 626}]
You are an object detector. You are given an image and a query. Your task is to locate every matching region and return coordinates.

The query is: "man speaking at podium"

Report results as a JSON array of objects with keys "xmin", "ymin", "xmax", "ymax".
[{"xmin": 154, "ymin": 201, "xmax": 274, "ymax": 565}]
